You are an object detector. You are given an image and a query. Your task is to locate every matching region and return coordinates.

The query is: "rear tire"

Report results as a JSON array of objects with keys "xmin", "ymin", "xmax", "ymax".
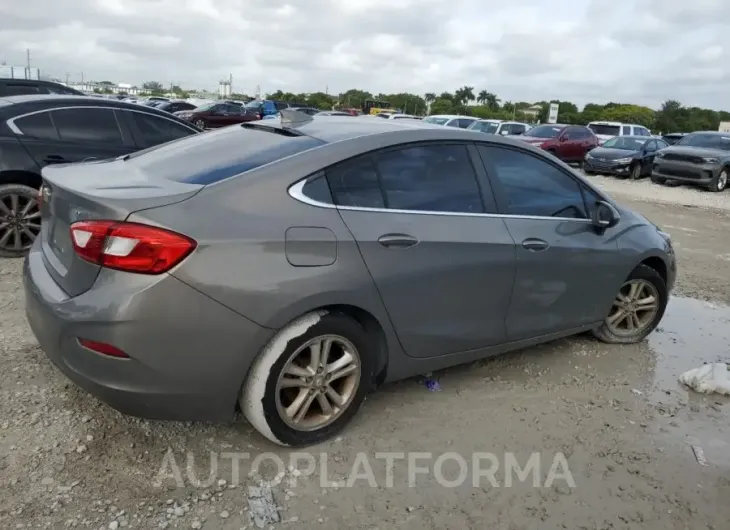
[
  {"xmin": 0, "ymin": 183, "xmax": 41, "ymax": 258},
  {"xmin": 240, "ymin": 311, "xmax": 375, "ymax": 447},
  {"xmin": 194, "ymin": 119, "xmax": 206, "ymax": 129},
  {"xmin": 592, "ymin": 264, "xmax": 668, "ymax": 344}
]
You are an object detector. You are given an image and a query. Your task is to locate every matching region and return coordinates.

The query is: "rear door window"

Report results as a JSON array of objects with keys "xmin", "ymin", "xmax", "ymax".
[
  {"xmin": 373, "ymin": 143, "xmax": 485, "ymax": 214},
  {"xmin": 326, "ymin": 156, "xmax": 385, "ymax": 209},
  {"xmin": 128, "ymin": 111, "xmax": 197, "ymax": 148},
  {"xmin": 50, "ymin": 107, "xmax": 123, "ymax": 145},
  {"xmin": 12, "ymin": 111, "xmax": 59, "ymax": 140},
  {"xmin": 621, "ymin": 126, "xmax": 631, "ymax": 135}
]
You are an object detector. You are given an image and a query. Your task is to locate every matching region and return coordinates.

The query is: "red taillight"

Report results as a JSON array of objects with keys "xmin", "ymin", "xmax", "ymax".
[
  {"xmin": 69, "ymin": 220, "xmax": 196, "ymax": 274},
  {"xmin": 78, "ymin": 338, "xmax": 129, "ymax": 358}
]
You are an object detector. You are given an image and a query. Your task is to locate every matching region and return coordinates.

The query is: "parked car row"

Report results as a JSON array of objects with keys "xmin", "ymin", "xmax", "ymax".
[{"xmin": 20, "ymin": 109, "xmax": 676, "ymax": 447}]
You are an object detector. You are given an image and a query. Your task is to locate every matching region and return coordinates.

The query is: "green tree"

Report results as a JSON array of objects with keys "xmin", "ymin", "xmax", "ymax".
[
  {"xmin": 429, "ymin": 98, "xmax": 454, "ymax": 115},
  {"xmin": 142, "ymin": 81, "xmax": 164, "ymax": 92}
]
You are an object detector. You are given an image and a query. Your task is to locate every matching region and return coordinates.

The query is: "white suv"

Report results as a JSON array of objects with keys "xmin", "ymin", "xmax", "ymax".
[
  {"xmin": 422, "ymin": 115, "xmax": 479, "ymax": 129},
  {"xmin": 468, "ymin": 119, "xmax": 530, "ymax": 136},
  {"xmin": 588, "ymin": 121, "xmax": 652, "ymax": 145}
]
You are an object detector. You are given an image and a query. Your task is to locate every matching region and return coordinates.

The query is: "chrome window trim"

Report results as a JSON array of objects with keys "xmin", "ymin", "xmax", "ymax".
[
  {"xmin": 6, "ymin": 105, "xmax": 200, "ymax": 136},
  {"xmin": 288, "ymin": 179, "xmax": 593, "ymax": 224}
]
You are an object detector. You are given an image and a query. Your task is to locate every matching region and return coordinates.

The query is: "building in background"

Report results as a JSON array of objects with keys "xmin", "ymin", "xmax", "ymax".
[{"xmin": 218, "ymin": 76, "xmax": 232, "ymax": 98}]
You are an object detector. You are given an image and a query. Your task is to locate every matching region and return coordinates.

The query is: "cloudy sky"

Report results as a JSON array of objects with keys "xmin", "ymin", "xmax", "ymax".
[{"xmin": 0, "ymin": 0, "xmax": 728, "ymax": 110}]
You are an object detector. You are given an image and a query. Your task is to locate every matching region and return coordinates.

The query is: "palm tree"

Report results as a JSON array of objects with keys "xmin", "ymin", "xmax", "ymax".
[
  {"xmin": 424, "ymin": 93, "xmax": 436, "ymax": 104},
  {"xmin": 485, "ymin": 93, "xmax": 500, "ymax": 111},
  {"xmin": 477, "ymin": 90, "xmax": 489, "ymax": 104}
]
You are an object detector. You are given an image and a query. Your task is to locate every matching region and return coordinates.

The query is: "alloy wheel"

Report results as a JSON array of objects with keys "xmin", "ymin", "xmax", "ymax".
[
  {"xmin": 631, "ymin": 164, "xmax": 641, "ymax": 180},
  {"xmin": 275, "ymin": 334, "xmax": 361, "ymax": 431},
  {"xmin": 605, "ymin": 279, "xmax": 660, "ymax": 337},
  {"xmin": 0, "ymin": 191, "xmax": 41, "ymax": 253},
  {"xmin": 718, "ymin": 170, "xmax": 728, "ymax": 191},
  {"xmin": 195, "ymin": 119, "xmax": 206, "ymax": 129}
]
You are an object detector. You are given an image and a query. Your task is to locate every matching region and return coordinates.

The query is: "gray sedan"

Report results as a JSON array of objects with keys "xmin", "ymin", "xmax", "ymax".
[{"xmin": 24, "ymin": 110, "xmax": 676, "ymax": 446}]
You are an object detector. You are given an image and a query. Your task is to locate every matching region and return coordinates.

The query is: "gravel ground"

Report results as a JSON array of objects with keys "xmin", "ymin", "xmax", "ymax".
[{"xmin": 2, "ymin": 176, "xmax": 730, "ymax": 530}]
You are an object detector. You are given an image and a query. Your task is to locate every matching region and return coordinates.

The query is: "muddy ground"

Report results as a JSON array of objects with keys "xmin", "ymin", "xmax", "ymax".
[{"xmin": 1, "ymin": 176, "xmax": 729, "ymax": 530}]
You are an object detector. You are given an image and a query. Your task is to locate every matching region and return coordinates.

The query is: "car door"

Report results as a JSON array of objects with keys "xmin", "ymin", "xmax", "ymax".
[
  {"xmin": 557, "ymin": 127, "xmax": 581, "ymax": 161},
  {"xmin": 10, "ymin": 107, "xmax": 135, "ymax": 168},
  {"xmin": 123, "ymin": 109, "xmax": 199, "ymax": 149},
  {"xmin": 326, "ymin": 142, "xmax": 517, "ymax": 358},
  {"xmin": 640, "ymin": 140, "xmax": 658, "ymax": 174},
  {"xmin": 477, "ymin": 144, "xmax": 622, "ymax": 341}
]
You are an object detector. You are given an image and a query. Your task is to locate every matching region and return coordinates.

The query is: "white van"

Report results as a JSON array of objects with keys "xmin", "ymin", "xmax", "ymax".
[{"xmin": 587, "ymin": 121, "xmax": 652, "ymax": 145}]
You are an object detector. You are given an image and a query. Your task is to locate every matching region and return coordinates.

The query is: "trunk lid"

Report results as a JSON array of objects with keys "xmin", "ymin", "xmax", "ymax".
[{"xmin": 40, "ymin": 158, "xmax": 202, "ymax": 297}]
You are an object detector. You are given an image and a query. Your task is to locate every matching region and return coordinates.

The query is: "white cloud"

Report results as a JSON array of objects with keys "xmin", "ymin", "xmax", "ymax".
[{"xmin": 0, "ymin": 0, "xmax": 728, "ymax": 109}]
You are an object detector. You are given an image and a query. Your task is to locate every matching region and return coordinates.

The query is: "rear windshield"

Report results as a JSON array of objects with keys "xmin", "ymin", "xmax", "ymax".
[
  {"xmin": 525, "ymin": 125, "xmax": 563, "ymax": 138},
  {"xmin": 123, "ymin": 124, "xmax": 326, "ymax": 185},
  {"xmin": 588, "ymin": 124, "xmax": 621, "ymax": 136}
]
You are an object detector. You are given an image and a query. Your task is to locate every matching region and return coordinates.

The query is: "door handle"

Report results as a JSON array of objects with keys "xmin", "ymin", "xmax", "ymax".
[
  {"xmin": 43, "ymin": 155, "xmax": 68, "ymax": 164},
  {"xmin": 377, "ymin": 234, "xmax": 418, "ymax": 249},
  {"xmin": 521, "ymin": 238, "xmax": 549, "ymax": 252}
]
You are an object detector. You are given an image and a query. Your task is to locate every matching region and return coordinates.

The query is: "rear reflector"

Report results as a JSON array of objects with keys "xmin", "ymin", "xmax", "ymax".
[
  {"xmin": 69, "ymin": 220, "xmax": 196, "ymax": 274},
  {"xmin": 78, "ymin": 338, "xmax": 129, "ymax": 358}
]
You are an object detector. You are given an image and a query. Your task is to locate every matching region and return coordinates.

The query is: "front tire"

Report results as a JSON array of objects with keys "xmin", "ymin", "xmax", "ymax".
[
  {"xmin": 194, "ymin": 119, "xmax": 206, "ymax": 129},
  {"xmin": 708, "ymin": 169, "xmax": 728, "ymax": 193},
  {"xmin": 630, "ymin": 163, "xmax": 642, "ymax": 180},
  {"xmin": 592, "ymin": 264, "xmax": 668, "ymax": 344},
  {"xmin": 240, "ymin": 311, "xmax": 375, "ymax": 447}
]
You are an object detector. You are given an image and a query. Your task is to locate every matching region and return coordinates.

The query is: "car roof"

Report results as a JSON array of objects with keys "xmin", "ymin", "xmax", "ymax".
[
  {"xmin": 0, "ymin": 95, "xmax": 202, "ymax": 126},
  {"xmin": 687, "ymin": 131, "xmax": 730, "ymax": 136}
]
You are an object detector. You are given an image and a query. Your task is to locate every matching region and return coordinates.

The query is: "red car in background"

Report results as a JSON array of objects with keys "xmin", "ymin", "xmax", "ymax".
[
  {"xmin": 173, "ymin": 101, "xmax": 259, "ymax": 129},
  {"xmin": 520, "ymin": 124, "xmax": 599, "ymax": 163}
]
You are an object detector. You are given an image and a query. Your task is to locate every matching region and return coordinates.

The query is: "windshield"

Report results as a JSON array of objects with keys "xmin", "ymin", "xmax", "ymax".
[
  {"xmin": 468, "ymin": 121, "xmax": 500, "ymax": 133},
  {"xmin": 588, "ymin": 124, "xmax": 621, "ymax": 136},
  {"xmin": 195, "ymin": 102, "xmax": 218, "ymax": 112},
  {"xmin": 245, "ymin": 100, "xmax": 263, "ymax": 108},
  {"xmin": 525, "ymin": 125, "xmax": 563, "ymax": 138},
  {"xmin": 423, "ymin": 117, "xmax": 449, "ymax": 125},
  {"xmin": 601, "ymin": 137, "xmax": 647, "ymax": 150},
  {"xmin": 675, "ymin": 133, "xmax": 730, "ymax": 151}
]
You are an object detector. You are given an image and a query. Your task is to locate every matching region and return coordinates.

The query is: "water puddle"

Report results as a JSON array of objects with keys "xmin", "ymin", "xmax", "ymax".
[{"xmin": 647, "ymin": 296, "xmax": 730, "ymax": 468}]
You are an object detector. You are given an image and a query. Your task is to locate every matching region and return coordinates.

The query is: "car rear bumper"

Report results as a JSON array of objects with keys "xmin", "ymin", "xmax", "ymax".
[
  {"xmin": 23, "ymin": 241, "xmax": 273, "ymax": 422},
  {"xmin": 652, "ymin": 161, "xmax": 720, "ymax": 185}
]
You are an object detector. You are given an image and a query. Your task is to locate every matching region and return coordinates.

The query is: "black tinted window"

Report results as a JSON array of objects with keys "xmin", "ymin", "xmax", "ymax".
[
  {"xmin": 374, "ymin": 144, "xmax": 484, "ymax": 213},
  {"xmin": 327, "ymin": 156, "xmax": 384, "ymax": 209},
  {"xmin": 480, "ymin": 146, "xmax": 587, "ymax": 219},
  {"xmin": 129, "ymin": 111, "xmax": 195, "ymax": 148},
  {"xmin": 45, "ymin": 85, "xmax": 79, "ymax": 95},
  {"xmin": 13, "ymin": 112, "xmax": 58, "ymax": 140},
  {"xmin": 300, "ymin": 173, "xmax": 333, "ymax": 204},
  {"xmin": 51, "ymin": 108, "xmax": 122, "ymax": 144},
  {"xmin": 5, "ymin": 84, "xmax": 42, "ymax": 96}
]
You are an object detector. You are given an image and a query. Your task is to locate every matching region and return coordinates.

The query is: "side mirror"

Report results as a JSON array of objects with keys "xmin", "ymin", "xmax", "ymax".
[{"xmin": 592, "ymin": 200, "xmax": 620, "ymax": 229}]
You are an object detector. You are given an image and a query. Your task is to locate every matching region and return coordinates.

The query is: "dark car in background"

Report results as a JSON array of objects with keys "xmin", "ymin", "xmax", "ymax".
[
  {"xmin": 0, "ymin": 95, "xmax": 201, "ymax": 256},
  {"xmin": 520, "ymin": 124, "xmax": 599, "ymax": 164},
  {"xmin": 156, "ymin": 100, "xmax": 198, "ymax": 114},
  {"xmin": 0, "ymin": 79, "xmax": 84, "ymax": 97},
  {"xmin": 584, "ymin": 136, "xmax": 669, "ymax": 179},
  {"xmin": 173, "ymin": 102, "xmax": 259, "ymax": 129},
  {"xmin": 651, "ymin": 131, "xmax": 730, "ymax": 192},
  {"xmin": 661, "ymin": 133, "xmax": 687, "ymax": 145},
  {"xmin": 244, "ymin": 99, "xmax": 308, "ymax": 119}
]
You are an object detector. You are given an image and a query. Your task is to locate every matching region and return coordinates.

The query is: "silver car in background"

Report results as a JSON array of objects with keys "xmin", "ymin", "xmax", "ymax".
[{"xmin": 24, "ymin": 111, "xmax": 676, "ymax": 446}]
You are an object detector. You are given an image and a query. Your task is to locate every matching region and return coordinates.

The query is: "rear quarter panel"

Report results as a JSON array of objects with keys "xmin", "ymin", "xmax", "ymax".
[{"xmin": 126, "ymin": 164, "xmax": 394, "ymax": 334}]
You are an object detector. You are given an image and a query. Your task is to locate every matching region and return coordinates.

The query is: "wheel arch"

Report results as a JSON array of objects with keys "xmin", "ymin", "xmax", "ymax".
[{"xmin": 0, "ymin": 169, "xmax": 42, "ymax": 189}]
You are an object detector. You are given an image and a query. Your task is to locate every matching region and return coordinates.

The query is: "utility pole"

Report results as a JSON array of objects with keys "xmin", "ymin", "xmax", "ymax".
[
  {"xmin": 65, "ymin": 73, "xmax": 70, "ymax": 85},
  {"xmin": 26, "ymin": 49, "xmax": 30, "ymax": 69}
]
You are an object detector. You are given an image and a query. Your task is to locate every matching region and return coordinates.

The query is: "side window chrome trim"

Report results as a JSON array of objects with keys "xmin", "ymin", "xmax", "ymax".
[
  {"xmin": 7, "ymin": 105, "xmax": 199, "ymax": 136},
  {"xmin": 288, "ymin": 179, "xmax": 593, "ymax": 223}
]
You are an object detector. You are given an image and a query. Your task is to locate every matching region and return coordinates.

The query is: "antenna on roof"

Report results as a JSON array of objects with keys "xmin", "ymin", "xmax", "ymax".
[{"xmin": 280, "ymin": 109, "xmax": 313, "ymax": 129}]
